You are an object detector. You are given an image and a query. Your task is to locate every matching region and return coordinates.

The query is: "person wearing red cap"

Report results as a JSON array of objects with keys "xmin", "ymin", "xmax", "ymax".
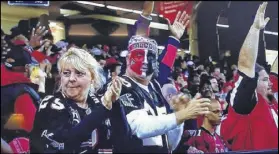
[
  {"xmin": 104, "ymin": 57, "xmax": 122, "ymax": 80},
  {"xmin": 219, "ymin": 2, "xmax": 278, "ymax": 151},
  {"xmin": 1, "ymin": 44, "xmax": 40, "ymax": 154},
  {"xmin": 1, "ymin": 21, "xmax": 48, "ymax": 154}
]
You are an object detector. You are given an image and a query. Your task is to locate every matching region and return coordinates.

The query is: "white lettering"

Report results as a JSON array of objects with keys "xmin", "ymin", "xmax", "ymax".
[
  {"xmin": 51, "ymin": 98, "xmax": 65, "ymax": 110},
  {"xmin": 39, "ymin": 95, "xmax": 54, "ymax": 111}
]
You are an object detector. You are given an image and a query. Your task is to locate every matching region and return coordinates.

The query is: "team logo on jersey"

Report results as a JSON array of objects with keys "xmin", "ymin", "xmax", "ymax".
[
  {"xmin": 119, "ymin": 93, "xmax": 137, "ymax": 108},
  {"xmin": 69, "ymin": 107, "xmax": 81, "ymax": 125},
  {"xmin": 41, "ymin": 130, "xmax": 64, "ymax": 150}
]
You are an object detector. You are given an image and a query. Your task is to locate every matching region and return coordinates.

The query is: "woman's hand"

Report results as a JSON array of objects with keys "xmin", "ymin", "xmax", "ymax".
[{"xmin": 102, "ymin": 76, "xmax": 123, "ymax": 110}]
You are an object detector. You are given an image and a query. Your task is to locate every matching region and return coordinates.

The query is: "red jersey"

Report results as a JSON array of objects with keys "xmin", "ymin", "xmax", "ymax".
[
  {"xmin": 221, "ymin": 93, "xmax": 278, "ymax": 151},
  {"xmin": 185, "ymin": 127, "xmax": 228, "ymax": 153},
  {"xmin": 31, "ymin": 50, "xmax": 47, "ymax": 63}
]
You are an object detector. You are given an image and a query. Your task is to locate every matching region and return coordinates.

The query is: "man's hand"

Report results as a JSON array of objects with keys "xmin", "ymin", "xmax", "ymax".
[
  {"xmin": 102, "ymin": 77, "xmax": 123, "ymax": 110},
  {"xmin": 29, "ymin": 22, "xmax": 49, "ymax": 48},
  {"xmin": 167, "ymin": 11, "xmax": 190, "ymax": 40},
  {"xmin": 170, "ymin": 93, "xmax": 191, "ymax": 112},
  {"xmin": 252, "ymin": 2, "xmax": 270, "ymax": 30},
  {"xmin": 142, "ymin": 1, "xmax": 154, "ymax": 17},
  {"xmin": 175, "ymin": 96, "xmax": 210, "ymax": 124}
]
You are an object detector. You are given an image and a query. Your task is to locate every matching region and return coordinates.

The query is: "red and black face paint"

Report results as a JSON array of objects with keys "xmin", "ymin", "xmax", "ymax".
[
  {"xmin": 128, "ymin": 49, "xmax": 158, "ymax": 78},
  {"xmin": 127, "ymin": 36, "xmax": 159, "ymax": 79}
]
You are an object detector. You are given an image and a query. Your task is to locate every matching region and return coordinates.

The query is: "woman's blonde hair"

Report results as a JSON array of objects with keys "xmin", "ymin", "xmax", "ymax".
[{"xmin": 57, "ymin": 47, "xmax": 106, "ymax": 92}]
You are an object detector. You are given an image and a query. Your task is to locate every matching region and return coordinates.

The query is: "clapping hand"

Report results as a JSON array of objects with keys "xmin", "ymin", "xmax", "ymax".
[
  {"xmin": 102, "ymin": 76, "xmax": 123, "ymax": 110},
  {"xmin": 170, "ymin": 93, "xmax": 191, "ymax": 112}
]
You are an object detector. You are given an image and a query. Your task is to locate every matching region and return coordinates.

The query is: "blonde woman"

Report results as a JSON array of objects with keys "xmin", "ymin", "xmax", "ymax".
[{"xmin": 30, "ymin": 47, "xmax": 122, "ymax": 153}]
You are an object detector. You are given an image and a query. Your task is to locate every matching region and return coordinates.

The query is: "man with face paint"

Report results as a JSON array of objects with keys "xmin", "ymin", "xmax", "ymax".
[{"xmin": 102, "ymin": 5, "xmax": 211, "ymax": 153}]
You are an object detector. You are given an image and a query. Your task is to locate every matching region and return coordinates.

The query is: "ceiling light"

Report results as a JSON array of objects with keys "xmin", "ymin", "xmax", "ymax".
[
  {"xmin": 107, "ymin": 5, "xmax": 133, "ymax": 12},
  {"xmin": 264, "ymin": 31, "xmax": 278, "ymax": 36},
  {"xmin": 151, "ymin": 13, "xmax": 157, "ymax": 17},
  {"xmin": 76, "ymin": 1, "xmax": 105, "ymax": 7},
  {"xmin": 133, "ymin": 10, "xmax": 142, "ymax": 14},
  {"xmin": 216, "ymin": 24, "xmax": 229, "ymax": 28}
]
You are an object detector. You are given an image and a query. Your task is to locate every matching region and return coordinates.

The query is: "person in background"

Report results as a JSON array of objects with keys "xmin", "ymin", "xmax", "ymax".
[
  {"xmin": 173, "ymin": 71, "xmax": 188, "ymax": 92},
  {"xmin": 119, "ymin": 50, "xmax": 129, "ymax": 75},
  {"xmin": 1, "ymin": 45, "xmax": 40, "ymax": 154},
  {"xmin": 185, "ymin": 99, "xmax": 228, "ymax": 153},
  {"xmin": 30, "ymin": 64, "xmax": 47, "ymax": 97},
  {"xmin": 209, "ymin": 76, "xmax": 220, "ymax": 94},
  {"xmin": 30, "ymin": 47, "xmax": 122, "ymax": 153},
  {"xmin": 104, "ymin": 57, "xmax": 122, "ymax": 80},
  {"xmin": 219, "ymin": 2, "xmax": 278, "ymax": 151},
  {"xmin": 31, "ymin": 39, "xmax": 53, "ymax": 78},
  {"xmin": 211, "ymin": 66, "xmax": 226, "ymax": 89},
  {"xmin": 110, "ymin": 46, "xmax": 119, "ymax": 59},
  {"xmin": 1, "ymin": 24, "xmax": 47, "ymax": 154},
  {"xmin": 55, "ymin": 40, "xmax": 69, "ymax": 58}
]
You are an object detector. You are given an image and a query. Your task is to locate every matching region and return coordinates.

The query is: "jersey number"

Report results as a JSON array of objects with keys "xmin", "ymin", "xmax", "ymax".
[{"xmin": 39, "ymin": 96, "xmax": 65, "ymax": 111}]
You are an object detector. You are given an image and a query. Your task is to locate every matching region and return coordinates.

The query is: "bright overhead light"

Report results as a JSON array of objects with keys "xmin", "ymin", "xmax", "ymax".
[
  {"xmin": 107, "ymin": 5, "xmax": 133, "ymax": 12},
  {"xmin": 216, "ymin": 24, "xmax": 277, "ymax": 36},
  {"xmin": 264, "ymin": 30, "xmax": 278, "ymax": 36},
  {"xmin": 133, "ymin": 10, "xmax": 142, "ymax": 14},
  {"xmin": 49, "ymin": 22, "xmax": 57, "ymax": 27},
  {"xmin": 151, "ymin": 13, "xmax": 157, "ymax": 17},
  {"xmin": 216, "ymin": 24, "xmax": 229, "ymax": 28},
  {"xmin": 76, "ymin": 1, "xmax": 105, "ymax": 7}
]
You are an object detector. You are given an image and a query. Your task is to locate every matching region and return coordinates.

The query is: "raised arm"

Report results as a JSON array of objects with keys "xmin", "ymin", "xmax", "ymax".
[
  {"xmin": 157, "ymin": 11, "xmax": 190, "ymax": 86},
  {"xmin": 237, "ymin": 2, "xmax": 270, "ymax": 78},
  {"xmin": 128, "ymin": 1, "xmax": 154, "ymax": 38},
  {"xmin": 230, "ymin": 2, "xmax": 270, "ymax": 114}
]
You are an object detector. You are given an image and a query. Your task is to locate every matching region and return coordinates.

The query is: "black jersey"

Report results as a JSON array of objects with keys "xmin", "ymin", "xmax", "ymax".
[
  {"xmin": 30, "ymin": 92, "xmax": 112, "ymax": 153},
  {"xmin": 98, "ymin": 75, "xmax": 171, "ymax": 153}
]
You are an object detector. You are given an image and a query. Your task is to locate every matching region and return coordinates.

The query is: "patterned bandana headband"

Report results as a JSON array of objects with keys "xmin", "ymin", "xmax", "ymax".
[{"xmin": 128, "ymin": 35, "xmax": 158, "ymax": 54}]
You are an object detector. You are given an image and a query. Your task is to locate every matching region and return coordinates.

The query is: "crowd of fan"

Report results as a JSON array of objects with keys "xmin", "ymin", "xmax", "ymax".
[{"xmin": 1, "ymin": 1, "xmax": 278, "ymax": 154}]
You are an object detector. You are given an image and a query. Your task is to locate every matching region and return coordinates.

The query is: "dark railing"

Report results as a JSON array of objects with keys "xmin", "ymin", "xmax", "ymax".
[{"xmin": 226, "ymin": 149, "xmax": 278, "ymax": 154}]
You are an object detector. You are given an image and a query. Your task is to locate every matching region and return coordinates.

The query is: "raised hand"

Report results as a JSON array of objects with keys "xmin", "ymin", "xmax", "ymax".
[
  {"xmin": 29, "ymin": 22, "xmax": 49, "ymax": 48},
  {"xmin": 167, "ymin": 11, "xmax": 190, "ymax": 40},
  {"xmin": 252, "ymin": 2, "xmax": 270, "ymax": 30},
  {"xmin": 102, "ymin": 76, "xmax": 123, "ymax": 110},
  {"xmin": 142, "ymin": 1, "xmax": 154, "ymax": 17}
]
